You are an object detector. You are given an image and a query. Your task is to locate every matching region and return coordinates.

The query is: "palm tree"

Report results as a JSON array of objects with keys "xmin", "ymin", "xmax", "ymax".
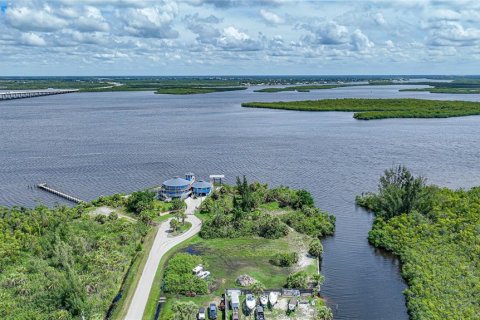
[
  {"xmin": 177, "ymin": 210, "xmax": 187, "ymax": 225},
  {"xmin": 249, "ymin": 281, "xmax": 265, "ymax": 296},
  {"xmin": 170, "ymin": 219, "xmax": 179, "ymax": 232}
]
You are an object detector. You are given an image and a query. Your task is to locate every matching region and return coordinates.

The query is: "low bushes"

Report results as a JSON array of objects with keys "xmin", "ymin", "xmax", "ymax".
[
  {"xmin": 282, "ymin": 207, "xmax": 335, "ymax": 238},
  {"xmin": 163, "ymin": 253, "xmax": 208, "ymax": 295},
  {"xmin": 270, "ymin": 252, "xmax": 299, "ymax": 267}
]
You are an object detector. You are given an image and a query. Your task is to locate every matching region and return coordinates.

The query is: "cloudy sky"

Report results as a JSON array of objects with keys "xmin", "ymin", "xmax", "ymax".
[{"xmin": 1, "ymin": 0, "xmax": 479, "ymax": 76}]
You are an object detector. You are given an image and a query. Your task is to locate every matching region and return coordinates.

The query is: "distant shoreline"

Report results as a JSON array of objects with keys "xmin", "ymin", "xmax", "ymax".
[{"xmin": 241, "ymin": 98, "xmax": 480, "ymax": 120}]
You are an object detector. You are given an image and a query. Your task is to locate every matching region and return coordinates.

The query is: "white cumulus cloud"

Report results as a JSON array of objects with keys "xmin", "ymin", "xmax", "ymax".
[
  {"xmin": 20, "ymin": 33, "xmax": 46, "ymax": 46},
  {"xmin": 5, "ymin": 6, "xmax": 67, "ymax": 32},
  {"xmin": 260, "ymin": 9, "xmax": 283, "ymax": 24}
]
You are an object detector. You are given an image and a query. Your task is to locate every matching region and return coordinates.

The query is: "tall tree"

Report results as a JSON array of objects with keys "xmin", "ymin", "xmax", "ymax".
[{"xmin": 171, "ymin": 301, "xmax": 198, "ymax": 320}]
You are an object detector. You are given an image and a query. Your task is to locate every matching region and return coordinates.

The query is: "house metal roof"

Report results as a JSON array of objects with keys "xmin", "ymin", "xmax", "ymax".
[
  {"xmin": 163, "ymin": 177, "xmax": 191, "ymax": 187},
  {"xmin": 192, "ymin": 180, "xmax": 213, "ymax": 189}
]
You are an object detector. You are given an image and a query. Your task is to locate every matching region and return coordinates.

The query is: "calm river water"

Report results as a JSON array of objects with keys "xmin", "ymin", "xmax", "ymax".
[{"xmin": 2, "ymin": 85, "xmax": 480, "ymax": 319}]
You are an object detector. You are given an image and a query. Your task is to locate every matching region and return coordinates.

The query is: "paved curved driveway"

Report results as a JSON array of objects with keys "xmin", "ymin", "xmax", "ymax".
[{"xmin": 125, "ymin": 197, "xmax": 203, "ymax": 320}]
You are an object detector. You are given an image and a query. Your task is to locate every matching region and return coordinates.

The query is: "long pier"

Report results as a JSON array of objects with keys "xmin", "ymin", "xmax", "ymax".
[
  {"xmin": 0, "ymin": 89, "xmax": 78, "ymax": 101},
  {"xmin": 37, "ymin": 183, "xmax": 84, "ymax": 204}
]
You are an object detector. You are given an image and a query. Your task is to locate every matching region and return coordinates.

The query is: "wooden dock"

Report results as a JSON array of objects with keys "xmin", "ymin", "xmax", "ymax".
[
  {"xmin": 0, "ymin": 90, "xmax": 78, "ymax": 101},
  {"xmin": 37, "ymin": 183, "xmax": 84, "ymax": 204}
]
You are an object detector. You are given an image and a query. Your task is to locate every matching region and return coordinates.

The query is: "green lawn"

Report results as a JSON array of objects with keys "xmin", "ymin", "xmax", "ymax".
[
  {"xmin": 157, "ymin": 231, "xmax": 317, "ymax": 319},
  {"xmin": 259, "ymin": 201, "xmax": 281, "ymax": 211},
  {"xmin": 171, "ymin": 221, "xmax": 192, "ymax": 236}
]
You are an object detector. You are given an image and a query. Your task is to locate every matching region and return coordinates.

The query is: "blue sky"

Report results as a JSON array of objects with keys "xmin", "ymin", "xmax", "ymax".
[{"xmin": 0, "ymin": 0, "xmax": 479, "ymax": 76}]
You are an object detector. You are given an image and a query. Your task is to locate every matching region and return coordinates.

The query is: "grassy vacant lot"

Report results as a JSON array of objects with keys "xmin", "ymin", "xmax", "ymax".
[
  {"xmin": 254, "ymin": 84, "xmax": 342, "ymax": 93},
  {"xmin": 158, "ymin": 230, "xmax": 317, "ymax": 319},
  {"xmin": 242, "ymin": 98, "xmax": 480, "ymax": 120}
]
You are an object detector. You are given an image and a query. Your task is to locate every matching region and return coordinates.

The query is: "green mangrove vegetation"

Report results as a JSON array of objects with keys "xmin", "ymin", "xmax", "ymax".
[
  {"xmin": 242, "ymin": 98, "xmax": 480, "ymax": 120},
  {"xmin": 254, "ymin": 84, "xmax": 343, "ymax": 93},
  {"xmin": 155, "ymin": 86, "xmax": 247, "ymax": 95},
  {"xmin": 400, "ymin": 79, "xmax": 480, "ymax": 94},
  {"xmin": 356, "ymin": 166, "xmax": 480, "ymax": 320},
  {"xmin": 0, "ymin": 204, "xmax": 147, "ymax": 320},
  {"xmin": 400, "ymin": 87, "xmax": 480, "ymax": 94},
  {"xmin": 0, "ymin": 188, "xmax": 175, "ymax": 320}
]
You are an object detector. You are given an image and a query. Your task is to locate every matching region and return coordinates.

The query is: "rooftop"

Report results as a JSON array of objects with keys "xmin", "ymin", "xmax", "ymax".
[
  {"xmin": 192, "ymin": 180, "xmax": 213, "ymax": 188},
  {"xmin": 163, "ymin": 177, "xmax": 191, "ymax": 187}
]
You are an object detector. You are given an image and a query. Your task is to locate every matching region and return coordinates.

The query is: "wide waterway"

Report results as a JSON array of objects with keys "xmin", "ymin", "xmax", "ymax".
[{"xmin": 1, "ymin": 85, "xmax": 480, "ymax": 319}]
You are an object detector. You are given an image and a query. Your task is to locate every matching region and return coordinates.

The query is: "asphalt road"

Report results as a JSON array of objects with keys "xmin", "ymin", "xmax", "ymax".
[{"xmin": 125, "ymin": 197, "xmax": 203, "ymax": 320}]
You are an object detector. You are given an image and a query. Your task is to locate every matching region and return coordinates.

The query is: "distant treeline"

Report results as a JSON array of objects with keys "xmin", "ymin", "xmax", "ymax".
[
  {"xmin": 242, "ymin": 98, "xmax": 480, "ymax": 120},
  {"xmin": 155, "ymin": 86, "xmax": 247, "ymax": 95}
]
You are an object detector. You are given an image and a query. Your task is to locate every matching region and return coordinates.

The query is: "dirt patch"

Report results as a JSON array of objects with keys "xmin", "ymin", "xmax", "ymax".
[
  {"xmin": 270, "ymin": 297, "xmax": 316, "ymax": 320},
  {"xmin": 89, "ymin": 206, "xmax": 136, "ymax": 222}
]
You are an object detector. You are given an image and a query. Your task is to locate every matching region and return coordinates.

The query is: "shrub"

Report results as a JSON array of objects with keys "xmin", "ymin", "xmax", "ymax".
[
  {"xmin": 308, "ymin": 239, "xmax": 324, "ymax": 257},
  {"xmin": 171, "ymin": 301, "xmax": 198, "ymax": 320},
  {"xmin": 91, "ymin": 193, "xmax": 127, "ymax": 207},
  {"xmin": 164, "ymin": 253, "xmax": 208, "ymax": 295},
  {"xmin": 126, "ymin": 190, "xmax": 156, "ymax": 215},
  {"xmin": 270, "ymin": 252, "xmax": 299, "ymax": 267},
  {"xmin": 282, "ymin": 208, "xmax": 335, "ymax": 238},
  {"xmin": 171, "ymin": 198, "xmax": 186, "ymax": 211},
  {"xmin": 285, "ymin": 271, "xmax": 308, "ymax": 289}
]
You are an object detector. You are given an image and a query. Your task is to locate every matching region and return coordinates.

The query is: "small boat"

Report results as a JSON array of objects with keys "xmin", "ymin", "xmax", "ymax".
[
  {"xmin": 198, "ymin": 270, "xmax": 211, "ymax": 279},
  {"xmin": 245, "ymin": 294, "xmax": 256, "ymax": 311},
  {"xmin": 268, "ymin": 291, "xmax": 278, "ymax": 306},
  {"xmin": 288, "ymin": 297, "xmax": 297, "ymax": 311},
  {"xmin": 260, "ymin": 294, "xmax": 268, "ymax": 306}
]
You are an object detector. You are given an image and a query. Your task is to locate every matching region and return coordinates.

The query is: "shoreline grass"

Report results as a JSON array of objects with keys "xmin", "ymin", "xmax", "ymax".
[{"xmin": 242, "ymin": 98, "xmax": 480, "ymax": 120}]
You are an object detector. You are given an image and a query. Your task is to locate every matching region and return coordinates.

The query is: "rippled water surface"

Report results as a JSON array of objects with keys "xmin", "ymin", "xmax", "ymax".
[{"xmin": 2, "ymin": 85, "xmax": 480, "ymax": 319}]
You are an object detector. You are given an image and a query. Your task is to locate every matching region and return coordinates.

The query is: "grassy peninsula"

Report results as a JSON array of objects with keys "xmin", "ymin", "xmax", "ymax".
[
  {"xmin": 154, "ymin": 177, "xmax": 335, "ymax": 320},
  {"xmin": 356, "ymin": 166, "xmax": 480, "ymax": 320},
  {"xmin": 242, "ymin": 98, "xmax": 480, "ymax": 120}
]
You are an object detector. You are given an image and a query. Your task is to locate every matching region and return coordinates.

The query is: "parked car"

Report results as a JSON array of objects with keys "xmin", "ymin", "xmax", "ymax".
[
  {"xmin": 255, "ymin": 305, "xmax": 265, "ymax": 320},
  {"xmin": 208, "ymin": 303, "xmax": 217, "ymax": 319},
  {"xmin": 198, "ymin": 307, "xmax": 206, "ymax": 320},
  {"xmin": 185, "ymin": 291, "xmax": 197, "ymax": 297},
  {"xmin": 232, "ymin": 309, "xmax": 239, "ymax": 320}
]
